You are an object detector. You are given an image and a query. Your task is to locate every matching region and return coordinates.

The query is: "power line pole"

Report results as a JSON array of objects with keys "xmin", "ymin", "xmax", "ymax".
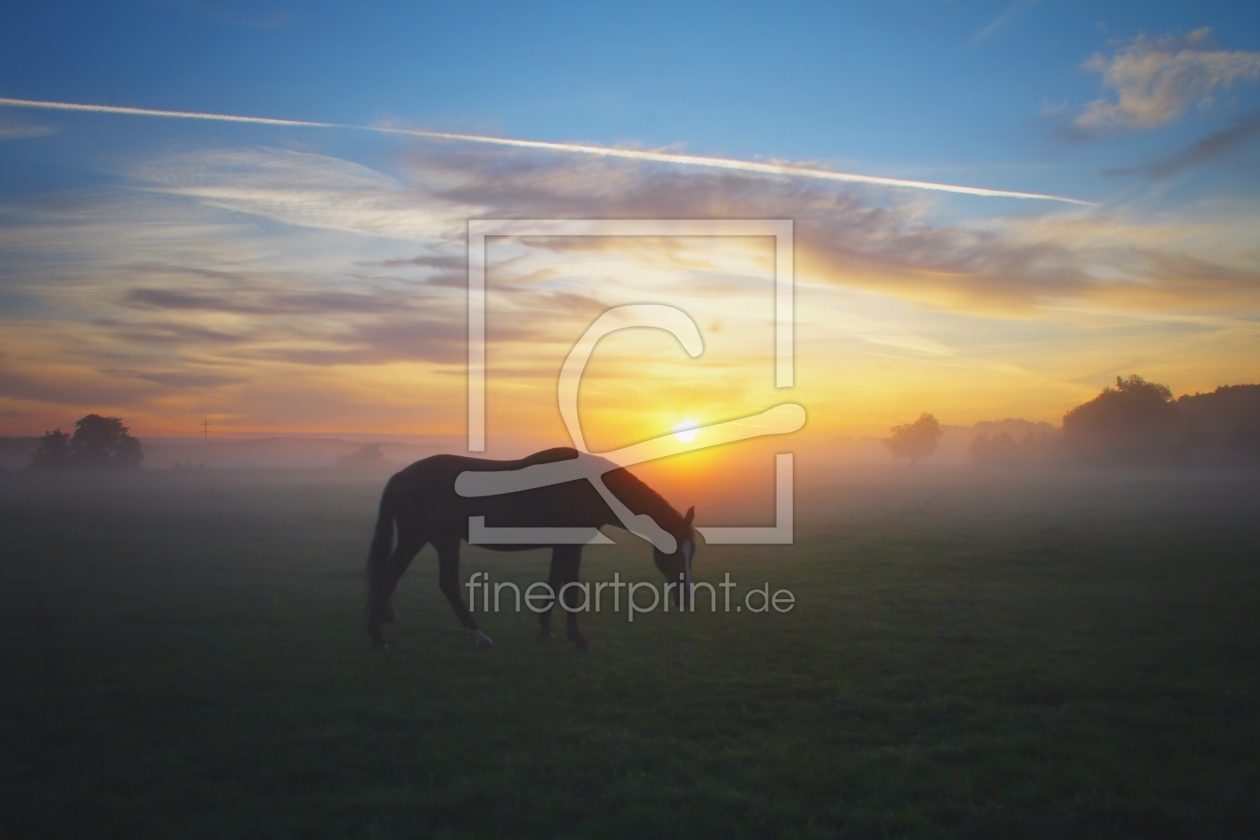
[{"xmin": 202, "ymin": 417, "xmax": 210, "ymax": 446}]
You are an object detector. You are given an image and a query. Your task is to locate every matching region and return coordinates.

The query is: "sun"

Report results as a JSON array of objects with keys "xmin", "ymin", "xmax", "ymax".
[{"xmin": 672, "ymin": 418, "xmax": 698, "ymax": 443}]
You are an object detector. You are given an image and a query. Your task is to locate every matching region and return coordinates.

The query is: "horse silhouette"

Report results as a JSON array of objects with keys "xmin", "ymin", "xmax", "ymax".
[{"xmin": 366, "ymin": 447, "xmax": 696, "ymax": 650}]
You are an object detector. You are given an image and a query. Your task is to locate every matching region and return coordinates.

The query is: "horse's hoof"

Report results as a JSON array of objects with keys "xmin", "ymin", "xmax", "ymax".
[
  {"xmin": 467, "ymin": 629, "xmax": 494, "ymax": 649},
  {"xmin": 573, "ymin": 639, "xmax": 590, "ymax": 653},
  {"xmin": 538, "ymin": 631, "xmax": 554, "ymax": 644},
  {"xmin": 370, "ymin": 641, "xmax": 389, "ymax": 652}
]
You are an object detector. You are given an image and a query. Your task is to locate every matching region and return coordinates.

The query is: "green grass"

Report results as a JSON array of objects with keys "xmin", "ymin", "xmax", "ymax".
[{"xmin": 2, "ymin": 468, "xmax": 1258, "ymax": 838}]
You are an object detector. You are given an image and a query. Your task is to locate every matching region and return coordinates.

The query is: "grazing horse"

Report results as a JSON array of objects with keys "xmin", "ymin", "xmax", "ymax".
[{"xmin": 366, "ymin": 447, "xmax": 696, "ymax": 651}]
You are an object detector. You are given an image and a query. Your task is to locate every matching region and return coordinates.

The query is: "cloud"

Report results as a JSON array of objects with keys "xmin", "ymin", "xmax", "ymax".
[
  {"xmin": 9, "ymin": 144, "xmax": 1258, "ymax": 328},
  {"xmin": 391, "ymin": 146, "xmax": 1260, "ymax": 316},
  {"xmin": 129, "ymin": 148, "xmax": 465, "ymax": 242},
  {"xmin": 1102, "ymin": 112, "xmax": 1260, "ymax": 178},
  {"xmin": 0, "ymin": 96, "xmax": 1089, "ymax": 204},
  {"xmin": 862, "ymin": 334, "xmax": 956, "ymax": 356},
  {"xmin": 363, "ymin": 253, "xmax": 465, "ymax": 270},
  {"xmin": 969, "ymin": 0, "xmax": 1042, "ymax": 47},
  {"xmin": 1076, "ymin": 28, "xmax": 1260, "ymax": 132},
  {"xmin": 0, "ymin": 116, "xmax": 54, "ymax": 140},
  {"xmin": 123, "ymin": 371, "xmax": 249, "ymax": 388},
  {"xmin": 110, "ymin": 268, "xmax": 474, "ymax": 365},
  {"xmin": 355, "ymin": 252, "xmax": 467, "ymax": 286},
  {"xmin": 246, "ymin": 317, "xmax": 470, "ymax": 366},
  {"xmin": 0, "ymin": 366, "xmax": 152, "ymax": 406},
  {"xmin": 123, "ymin": 283, "xmax": 415, "ymax": 316}
]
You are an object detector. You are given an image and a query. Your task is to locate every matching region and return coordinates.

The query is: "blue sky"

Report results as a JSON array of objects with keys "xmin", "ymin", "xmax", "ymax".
[
  {"xmin": 4, "ymin": 0, "xmax": 1259, "ymax": 199},
  {"xmin": 2, "ymin": 1, "xmax": 1259, "ymax": 440}
]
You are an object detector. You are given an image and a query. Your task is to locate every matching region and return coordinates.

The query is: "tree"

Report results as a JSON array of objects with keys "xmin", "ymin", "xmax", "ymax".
[
  {"xmin": 1062, "ymin": 375, "xmax": 1192, "ymax": 464},
  {"xmin": 71, "ymin": 414, "xmax": 143, "ymax": 469},
  {"xmin": 114, "ymin": 433, "xmax": 145, "ymax": 469},
  {"xmin": 29, "ymin": 415, "xmax": 144, "ymax": 470},
  {"xmin": 883, "ymin": 413, "xmax": 943, "ymax": 465},
  {"xmin": 969, "ymin": 427, "xmax": 1063, "ymax": 468},
  {"xmin": 969, "ymin": 431, "xmax": 1019, "ymax": 467},
  {"xmin": 335, "ymin": 443, "xmax": 387, "ymax": 471},
  {"xmin": 1175, "ymin": 384, "xmax": 1260, "ymax": 463},
  {"xmin": 29, "ymin": 428, "xmax": 72, "ymax": 470}
]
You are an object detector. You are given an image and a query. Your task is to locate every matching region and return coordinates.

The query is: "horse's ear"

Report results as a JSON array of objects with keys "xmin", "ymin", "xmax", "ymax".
[{"xmin": 684, "ymin": 506, "xmax": 695, "ymax": 528}]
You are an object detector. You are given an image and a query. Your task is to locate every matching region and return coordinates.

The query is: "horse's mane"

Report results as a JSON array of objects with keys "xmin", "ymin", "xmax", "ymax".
[{"xmin": 602, "ymin": 461, "xmax": 687, "ymax": 536}]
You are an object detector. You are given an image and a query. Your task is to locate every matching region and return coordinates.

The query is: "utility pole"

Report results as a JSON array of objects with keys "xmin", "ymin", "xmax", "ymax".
[{"xmin": 202, "ymin": 417, "xmax": 210, "ymax": 446}]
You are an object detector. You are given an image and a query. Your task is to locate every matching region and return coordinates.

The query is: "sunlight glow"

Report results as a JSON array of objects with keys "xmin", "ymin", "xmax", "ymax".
[{"xmin": 673, "ymin": 419, "xmax": 699, "ymax": 443}]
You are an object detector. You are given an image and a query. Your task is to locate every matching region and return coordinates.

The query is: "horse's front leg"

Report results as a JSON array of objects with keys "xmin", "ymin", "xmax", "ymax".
[
  {"xmin": 435, "ymin": 537, "xmax": 492, "ymax": 648},
  {"xmin": 538, "ymin": 548, "xmax": 565, "ymax": 642},
  {"xmin": 555, "ymin": 545, "xmax": 589, "ymax": 651}
]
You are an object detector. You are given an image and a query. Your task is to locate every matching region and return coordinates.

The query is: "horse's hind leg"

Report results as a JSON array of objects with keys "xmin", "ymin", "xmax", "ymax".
[
  {"xmin": 435, "ymin": 537, "xmax": 491, "ymax": 648},
  {"xmin": 368, "ymin": 535, "xmax": 423, "ymax": 649}
]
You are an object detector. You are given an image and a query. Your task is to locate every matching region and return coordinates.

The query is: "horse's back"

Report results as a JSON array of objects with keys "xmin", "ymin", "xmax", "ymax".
[
  {"xmin": 389, "ymin": 447, "xmax": 582, "ymax": 508},
  {"xmin": 396, "ymin": 447, "xmax": 581, "ymax": 484},
  {"xmin": 386, "ymin": 448, "xmax": 618, "ymax": 538}
]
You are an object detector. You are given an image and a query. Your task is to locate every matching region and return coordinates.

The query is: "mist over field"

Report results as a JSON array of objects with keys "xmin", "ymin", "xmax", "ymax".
[{"xmin": 3, "ymin": 461, "xmax": 1259, "ymax": 837}]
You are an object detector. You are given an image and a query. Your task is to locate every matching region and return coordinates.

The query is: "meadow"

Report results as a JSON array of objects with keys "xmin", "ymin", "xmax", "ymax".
[{"xmin": 2, "ymin": 465, "xmax": 1258, "ymax": 838}]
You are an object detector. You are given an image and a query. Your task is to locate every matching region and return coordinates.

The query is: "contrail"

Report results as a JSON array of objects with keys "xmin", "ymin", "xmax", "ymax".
[{"xmin": 0, "ymin": 96, "xmax": 1092, "ymax": 204}]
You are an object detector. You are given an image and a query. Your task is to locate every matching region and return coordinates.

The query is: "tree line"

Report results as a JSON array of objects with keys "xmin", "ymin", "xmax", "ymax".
[
  {"xmin": 25, "ymin": 375, "xmax": 1260, "ymax": 473},
  {"xmin": 886, "ymin": 376, "xmax": 1260, "ymax": 467}
]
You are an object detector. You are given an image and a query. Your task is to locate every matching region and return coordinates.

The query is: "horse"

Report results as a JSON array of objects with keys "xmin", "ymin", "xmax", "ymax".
[{"xmin": 366, "ymin": 446, "xmax": 696, "ymax": 651}]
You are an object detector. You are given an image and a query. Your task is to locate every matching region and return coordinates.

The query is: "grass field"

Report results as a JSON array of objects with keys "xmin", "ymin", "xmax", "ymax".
[{"xmin": 2, "ymin": 466, "xmax": 1259, "ymax": 838}]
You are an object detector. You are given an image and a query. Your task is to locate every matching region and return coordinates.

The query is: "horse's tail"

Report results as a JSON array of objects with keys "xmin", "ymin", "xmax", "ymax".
[{"xmin": 366, "ymin": 473, "xmax": 400, "ymax": 620}]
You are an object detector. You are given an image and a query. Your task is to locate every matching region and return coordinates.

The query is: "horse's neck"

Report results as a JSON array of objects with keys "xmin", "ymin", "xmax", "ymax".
[{"xmin": 605, "ymin": 469, "xmax": 683, "ymax": 535}]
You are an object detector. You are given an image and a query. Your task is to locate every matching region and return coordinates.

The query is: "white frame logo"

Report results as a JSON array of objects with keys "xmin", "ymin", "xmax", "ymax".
[{"xmin": 463, "ymin": 220, "xmax": 803, "ymax": 546}]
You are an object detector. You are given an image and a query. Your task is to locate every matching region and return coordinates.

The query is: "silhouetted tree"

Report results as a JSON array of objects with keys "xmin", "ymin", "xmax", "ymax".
[
  {"xmin": 29, "ymin": 428, "xmax": 72, "ymax": 470},
  {"xmin": 883, "ymin": 413, "xmax": 943, "ymax": 465},
  {"xmin": 1175, "ymin": 384, "xmax": 1260, "ymax": 463},
  {"xmin": 1062, "ymin": 375, "xmax": 1193, "ymax": 464},
  {"xmin": 29, "ymin": 415, "xmax": 143, "ymax": 470},
  {"xmin": 114, "ymin": 433, "xmax": 145, "ymax": 469},
  {"xmin": 71, "ymin": 414, "xmax": 143, "ymax": 469}
]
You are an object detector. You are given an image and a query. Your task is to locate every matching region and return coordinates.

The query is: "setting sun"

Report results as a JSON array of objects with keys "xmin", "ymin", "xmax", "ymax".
[{"xmin": 673, "ymin": 419, "xmax": 699, "ymax": 443}]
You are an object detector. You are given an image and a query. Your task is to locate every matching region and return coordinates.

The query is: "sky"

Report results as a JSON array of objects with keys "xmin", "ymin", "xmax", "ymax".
[{"xmin": 1, "ymin": 0, "xmax": 1259, "ymax": 453}]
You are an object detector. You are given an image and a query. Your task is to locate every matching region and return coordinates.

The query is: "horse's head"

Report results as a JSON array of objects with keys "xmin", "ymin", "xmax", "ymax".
[{"xmin": 653, "ymin": 506, "xmax": 696, "ymax": 608}]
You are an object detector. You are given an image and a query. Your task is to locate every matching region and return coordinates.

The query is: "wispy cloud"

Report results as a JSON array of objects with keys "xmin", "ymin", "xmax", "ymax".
[
  {"xmin": 0, "ymin": 115, "xmax": 55, "ymax": 140},
  {"xmin": 121, "ymin": 370, "xmax": 249, "ymax": 388},
  {"xmin": 0, "ymin": 96, "xmax": 1091, "ymax": 204},
  {"xmin": 387, "ymin": 145, "xmax": 1259, "ymax": 315},
  {"xmin": 106, "ymin": 144, "xmax": 1260, "ymax": 318},
  {"xmin": 969, "ymin": 0, "xmax": 1042, "ymax": 47},
  {"xmin": 1076, "ymin": 28, "xmax": 1260, "ymax": 132},
  {"xmin": 1102, "ymin": 112, "xmax": 1260, "ymax": 178},
  {"xmin": 862, "ymin": 334, "xmax": 956, "ymax": 356}
]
